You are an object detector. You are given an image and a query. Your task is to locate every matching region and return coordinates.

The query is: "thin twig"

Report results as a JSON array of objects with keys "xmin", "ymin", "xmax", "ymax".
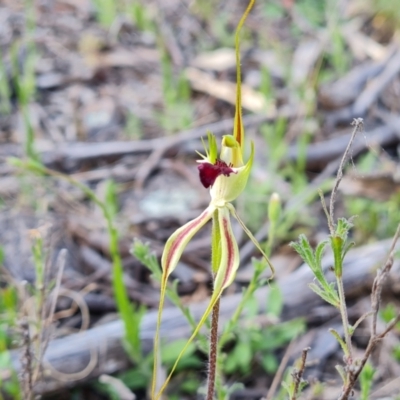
[
  {"xmin": 329, "ymin": 118, "xmax": 363, "ymax": 232},
  {"xmin": 337, "ymin": 222, "xmax": 400, "ymax": 400},
  {"xmin": 265, "ymin": 339, "xmax": 296, "ymax": 400},
  {"xmin": 33, "ymin": 249, "xmax": 67, "ymax": 383},
  {"xmin": 19, "ymin": 318, "xmax": 33, "ymax": 400},
  {"xmin": 291, "ymin": 347, "xmax": 310, "ymax": 400}
]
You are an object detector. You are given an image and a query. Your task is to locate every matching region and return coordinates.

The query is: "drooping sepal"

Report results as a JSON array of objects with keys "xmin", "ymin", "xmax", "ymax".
[
  {"xmin": 213, "ymin": 206, "xmax": 240, "ymax": 291},
  {"xmin": 211, "ymin": 209, "xmax": 222, "ymax": 274},
  {"xmin": 161, "ymin": 205, "xmax": 215, "ymax": 277}
]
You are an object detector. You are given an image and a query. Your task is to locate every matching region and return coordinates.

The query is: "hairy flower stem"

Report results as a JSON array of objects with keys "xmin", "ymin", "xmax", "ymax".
[
  {"xmin": 206, "ymin": 297, "xmax": 221, "ymax": 400},
  {"xmin": 336, "ymin": 276, "xmax": 353, "ymax": 362}
]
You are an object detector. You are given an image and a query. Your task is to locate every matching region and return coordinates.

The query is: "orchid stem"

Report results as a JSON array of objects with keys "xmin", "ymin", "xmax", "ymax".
[{"xmin": 206, "ymin": 296, "xmax": 220, "ymax": 400}]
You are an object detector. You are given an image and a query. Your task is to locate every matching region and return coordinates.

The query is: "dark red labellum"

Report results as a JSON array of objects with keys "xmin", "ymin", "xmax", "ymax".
[{"xmin": 197, "ymin": 160, "xmax": 235, "ymax": 188}]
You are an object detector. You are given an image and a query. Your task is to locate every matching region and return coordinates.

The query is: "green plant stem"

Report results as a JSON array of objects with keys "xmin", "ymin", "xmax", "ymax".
[
  {"xmin": 265, "ymin": 223, "xmax": 275, "ymax": 257},
  {"xmin": 207, "ymin": 297, "xmax": 220, "ymax": 400},
  {"xmin": 336, "ymin": 275, "xmax": 353, "ymax": 362}
]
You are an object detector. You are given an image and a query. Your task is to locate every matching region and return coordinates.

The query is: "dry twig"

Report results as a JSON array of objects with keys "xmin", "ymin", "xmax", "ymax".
[
  {"xmin": 338, "ymin": 223, "xmax": 400, "ymax": 400},
  {"xmin": 290, "ymin": 347, "xmax": 310, "ymax": 400}
]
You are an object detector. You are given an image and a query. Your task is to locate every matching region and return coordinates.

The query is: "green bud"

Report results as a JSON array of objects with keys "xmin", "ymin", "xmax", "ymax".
[{"xmin": 268, "ymin": 192, "xmax": 281, "ymax": 225}]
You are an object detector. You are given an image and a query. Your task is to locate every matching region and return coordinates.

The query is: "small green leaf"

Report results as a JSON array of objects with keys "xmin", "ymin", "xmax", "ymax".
[
  {"xmin": 281, "ymin": 380, "xmax": 291, "ymax": 394},
  {"xmin": 266, "ymin": 283, "xmax": 283, "ymax": 317},
  {"xmin": 308, "ymin": 283, "xmax": 337, "ymax": 307},
  {"xmin": 261, "ymin": 353, "xmax": 278, "ymax": 373},
  {"xmin": 119, "ymin": 368, "xmax": 149, "ymax": 390},
  {"xmin": 161, "ymin": 339, "xmax": 196, "ymax": 366},
  {"xmin": 314, "ymin": 240, "xmax": 328, "ymax": 269},
  {"xmin": 245, "ymin": 294, "xmax": 259, "ymax": 318},
  {"xmin": 360, "ymin": 362, "xmax": 375, "ymax": 400},
  {"xmin": 329, "ymin": 328, "xmax": 349, "ymax": 357},
  {"xmin": 234, "ymin": 339, "xmax": 253, "ymax": 373},
  {"xmin": 335, "ymin": 364, "xmax": 347, "ymax": 384}
]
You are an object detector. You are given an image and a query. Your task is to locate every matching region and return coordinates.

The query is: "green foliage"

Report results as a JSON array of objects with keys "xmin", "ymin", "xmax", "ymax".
[
  {"xmin": 294, "ymin": 0, "xmax": 326, "ymax": 28},
  {"xmin": 380, "ymin": 303, "xmax": 400, "ymax": 331},
  {"xmin": 161, "ymin": 339, "xmax": 201, "ymax": 370},
  {"xmin": 222, "ymin": 283, "xmax": 304, "ymax": 378},
  {"xmin": 92, "ymin": 0, "xmax": 155, "ymax": 32},
  {"xmin": 92, "ymin": 0, "xmax": 117, "ymax": 28},
  {"xmin": 266, "ymin": 283, "xmax": 283, "ymax": 318},
  {"xmin": 360, "ymin": 363, "xmax": 375, "ymax": 400},
  {"xmin": 281, "ymin": 363, "xmax": 308, "ymax": 399},
  {"xmin": 0, "ymin": 262, "xmax": 21, "ymax": 398},
  {"xmin": 9, "ymin": 0, "xmax": 39, "ymax": 162},
  {"xmin": 118, "ymin": 366, "xmax": 150, "ymax": 391},
  {"xmin": 0, "ymin": 48, "xmax": 11, "ymax": 115},
  {"xmin": 262, "ymin": 1, "xmax": 286, "ymax": 20},
  {"xmin": 260, "ymin": 65, "xmax": 275, "ymax": 107},
  {"xmin": 345, "ymin": 193, "xmax": 400, "ymax": 242},
  {"xmin": 124, "ymin": 112, "xmax": 143, "ymax": 139},
  {"xmin": 261, "ymin": 119, "xmax": 288, "ymax": 173},
  {"xmin": 393, "ymin": 344, "xmax": 400, "ymax": 363},
  {"xmin": 372, "ymin": 0, "xmax": 400, "ymax": 28},
  {"xmin": 191, "ymin": 0, "xmax": 216, "ymax": 20},
  {"xmin": 330, "ymin": 218, "xmax": 354, "ymax": 277},
  {"xmin": 129, "ymin": 1, "xmax": 154, "ymax": 32},
  {"xmin": 291, "ymin": 234, "xmax": 339, "ymax": 307},
  {"xmin": 95, "ymin": 380, "xmax": 128, "ymax": 400},
  {"xmin": 223, "ymin": 318, "xmax": 305, "ymax": 375},
  {"xmin": 211, "ymin": 12, "xmax": 235, "ymax": 49},
  {"xmin": 156, "ymin": 53, "xmax": 193, "ymax": 133}
]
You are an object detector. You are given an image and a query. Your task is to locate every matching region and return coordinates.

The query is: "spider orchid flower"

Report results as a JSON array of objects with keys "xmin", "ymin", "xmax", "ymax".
[{"xmin": 151, "ymin": 1, "xmax": 274, "ymax": 398}]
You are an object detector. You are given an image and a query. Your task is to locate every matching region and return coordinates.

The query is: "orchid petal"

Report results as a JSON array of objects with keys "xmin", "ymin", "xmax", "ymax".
[
  {"xmin": 196, "ymin": 132, "xmax": 218, "ymax": 164},
  {"xmin": 211, "ymin": 210, "xmax": 221, "ymax": 274},
  {"xmin": 162, "ymin": 205, "xmax": 215, "ymax": 277},
  {"xmin": 213, "ymin": 206, "xmax": 240, "ymax": 291}
]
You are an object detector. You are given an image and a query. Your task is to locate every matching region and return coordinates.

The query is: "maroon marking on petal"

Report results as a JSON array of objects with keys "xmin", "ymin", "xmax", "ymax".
[
  {"xmin": 197, "ymin": 160, "xmax": 235, "ymax": 188},
  {"xmin": 221, "ymin": 216, "xmax": 235, "ymax": 288},
  {"xmin": 165, "ymin": 209, "xmax": 210, "ymax": 272}
]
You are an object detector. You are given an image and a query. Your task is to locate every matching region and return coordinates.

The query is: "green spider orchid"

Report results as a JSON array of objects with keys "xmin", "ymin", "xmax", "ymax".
[{"xmin": 151, "ymin": 1, "xmax": 274, "ymax": 398}]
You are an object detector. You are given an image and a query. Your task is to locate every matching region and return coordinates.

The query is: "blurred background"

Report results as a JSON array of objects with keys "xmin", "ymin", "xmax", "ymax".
[{"xmin": 1, "ymin": 0, "xmax": 400, "ymax": 399}]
